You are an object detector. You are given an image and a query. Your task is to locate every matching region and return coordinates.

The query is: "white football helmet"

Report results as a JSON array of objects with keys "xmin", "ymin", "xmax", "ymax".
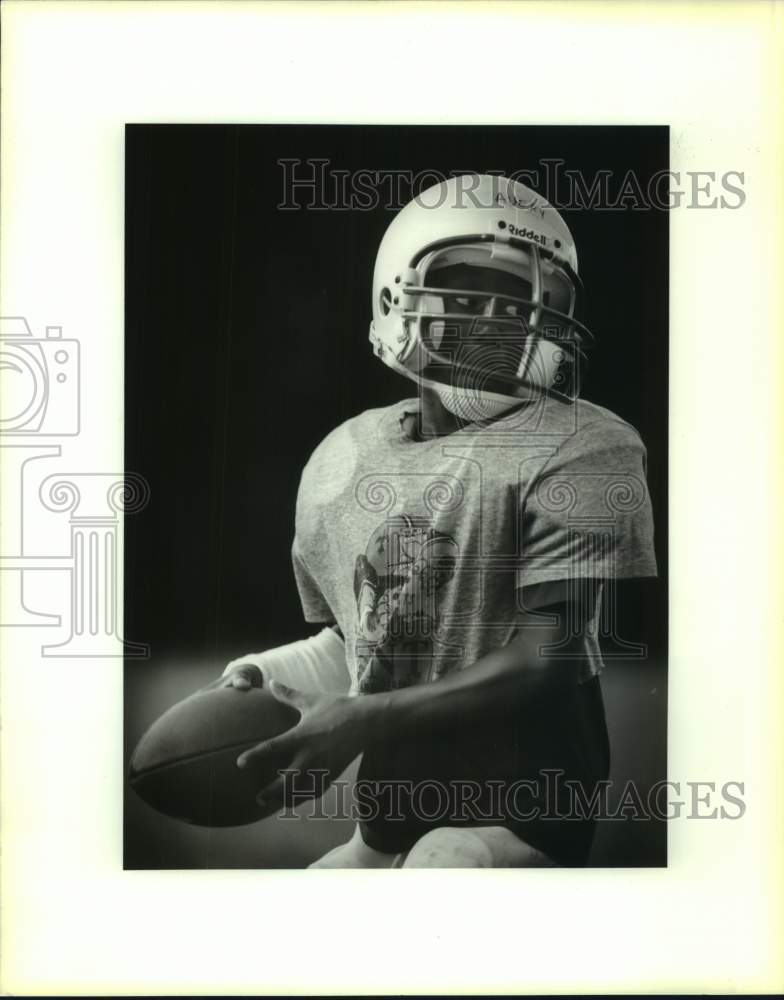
[{"xmin": 369, "ymin": 174, "xmax": 592, "ymax": 419}]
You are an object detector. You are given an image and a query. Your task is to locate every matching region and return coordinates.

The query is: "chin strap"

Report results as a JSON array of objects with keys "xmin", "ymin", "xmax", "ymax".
[{"xmin": 432, "ymin": 382, "xmax": 524, "ymax": 422}]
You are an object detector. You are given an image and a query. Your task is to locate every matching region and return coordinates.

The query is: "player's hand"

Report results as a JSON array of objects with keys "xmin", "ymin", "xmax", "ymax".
[
  {"xmin": 221, "ymin": 662, "xmax": 264, "ymax": 690},
  {"xmin": 198, "ymin": 662, "xmax": 265, "ymax": 695},
  {"xmin": 235, "ymin": 680, "xmax": 375, "ymax": 817}
]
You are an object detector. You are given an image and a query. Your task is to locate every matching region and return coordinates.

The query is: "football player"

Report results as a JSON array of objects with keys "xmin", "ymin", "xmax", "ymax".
[{"xmin": 219, "ymin": 174, "xmax": 657, "ymax": 867}]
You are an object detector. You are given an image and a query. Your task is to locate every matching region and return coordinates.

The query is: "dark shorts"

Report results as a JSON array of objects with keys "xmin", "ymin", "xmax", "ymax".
[{"xmin": 356, "ymin": 675, "xmax": 610, "ymax": 867}]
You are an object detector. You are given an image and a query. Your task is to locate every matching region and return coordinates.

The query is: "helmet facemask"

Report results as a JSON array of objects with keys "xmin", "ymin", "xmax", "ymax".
[
  {"xmin": 402, "ymin": 243, "xmax": 588, "ymax": 418},
  {"xmin": 369, "ymin": 175, "xmax": 593, "ymax": 422}
]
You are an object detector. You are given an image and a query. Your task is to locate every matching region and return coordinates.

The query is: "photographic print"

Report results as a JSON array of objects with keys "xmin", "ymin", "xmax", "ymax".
[
  {"xmin": 124, "ymin": 125, "xmax": 669, "ymax": 869},
  {"xmin": 3, "ymin": 3, "xmax": 781, "ymax": 994}
]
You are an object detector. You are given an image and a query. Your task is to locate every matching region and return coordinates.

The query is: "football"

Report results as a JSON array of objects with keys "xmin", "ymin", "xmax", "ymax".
[{"xmin": 128, "ymin": 680, "xmax": 300, "ymax": 827}]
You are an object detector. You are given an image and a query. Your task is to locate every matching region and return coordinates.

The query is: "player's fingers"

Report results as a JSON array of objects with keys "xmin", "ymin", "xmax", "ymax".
[
  {"xmin": 236, "ymin": 729, "xmax": 299, "ymax": 771},
  {"xmin": 222, "ymin": 664, "xmax": 263, "ymax": 690},
  {"xmin": 256, "ymin": 758, "xmax": 325, "ymax": 810},
  {"xmin": 236, "ymin": 740, "xmax": 274, "ymax": 770},
  {"xmin": 255, "ymin": 774, "xmax": 287, "ymax": 809},
  {"xmin": 267, "ymin": 678, "xmax": 307, "ymax": 710}
]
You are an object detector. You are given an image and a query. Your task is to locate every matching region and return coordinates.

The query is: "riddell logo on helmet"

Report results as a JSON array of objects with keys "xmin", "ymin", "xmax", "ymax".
[{"xmin": 507, "ymin": 223, "xmax": 547, "ymax": 246}]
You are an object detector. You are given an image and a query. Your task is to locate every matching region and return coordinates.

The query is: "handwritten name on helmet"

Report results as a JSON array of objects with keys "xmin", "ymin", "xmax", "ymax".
[{"xmin": 495, "ymin": 190, "xmax": 548, "ymax": 217}]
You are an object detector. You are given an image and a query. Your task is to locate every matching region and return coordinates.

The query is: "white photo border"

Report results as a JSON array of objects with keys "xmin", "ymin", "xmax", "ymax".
[{"xmin": 1, "ymin": 1, "xmax": 782, "ymax": 995}]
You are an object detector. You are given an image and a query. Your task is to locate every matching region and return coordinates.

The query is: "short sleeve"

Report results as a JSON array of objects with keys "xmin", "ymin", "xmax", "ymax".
[
  {"xmin": 292, "ymin": 536, "xmax": 335, "ymax": 624},
  {"xmin": 517, "ymin": 418, "xmax": 658, "ymax": 589}
]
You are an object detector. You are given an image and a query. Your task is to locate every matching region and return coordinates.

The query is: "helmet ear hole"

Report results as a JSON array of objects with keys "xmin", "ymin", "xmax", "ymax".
[{"xmin": 379, "ymin": 287, "xmax": 393, "ymax": 317}]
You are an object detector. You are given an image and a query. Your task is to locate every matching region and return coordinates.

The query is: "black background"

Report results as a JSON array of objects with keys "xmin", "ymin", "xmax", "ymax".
[
  {"xmin": 124, "ymin": 125, "xmax": 668, "ymax": 867},
  {"xmin": 125, "ymin": 124, "xmax": 667, "ymax": 660}
]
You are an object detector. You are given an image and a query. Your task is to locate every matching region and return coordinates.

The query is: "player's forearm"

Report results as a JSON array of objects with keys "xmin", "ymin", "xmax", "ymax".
[
  {"xmin": 223, "ymin": 627, "xmax": 350, "ymax": 695},
  {"xmin": 353, "ymin": 630, "xmax": 579, "ymax": 743}
]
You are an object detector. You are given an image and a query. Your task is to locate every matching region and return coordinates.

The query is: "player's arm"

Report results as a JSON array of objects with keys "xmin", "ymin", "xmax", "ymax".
[
  {"xmin": 202, "ymin": 625, "xmax": 350, "ymax": 695},
  {"xmin": 361, "ymin": 584, "xmax": 590, "ymax": 739},
  {"xmin": 238, "ymin": 583, "xmax": 594, "ymax": 813}
]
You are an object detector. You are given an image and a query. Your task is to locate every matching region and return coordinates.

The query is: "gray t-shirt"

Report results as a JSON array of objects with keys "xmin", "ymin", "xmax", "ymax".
[{"xmin": 293, "ymin": 394, "xmax": 657, "ymax": 695}]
